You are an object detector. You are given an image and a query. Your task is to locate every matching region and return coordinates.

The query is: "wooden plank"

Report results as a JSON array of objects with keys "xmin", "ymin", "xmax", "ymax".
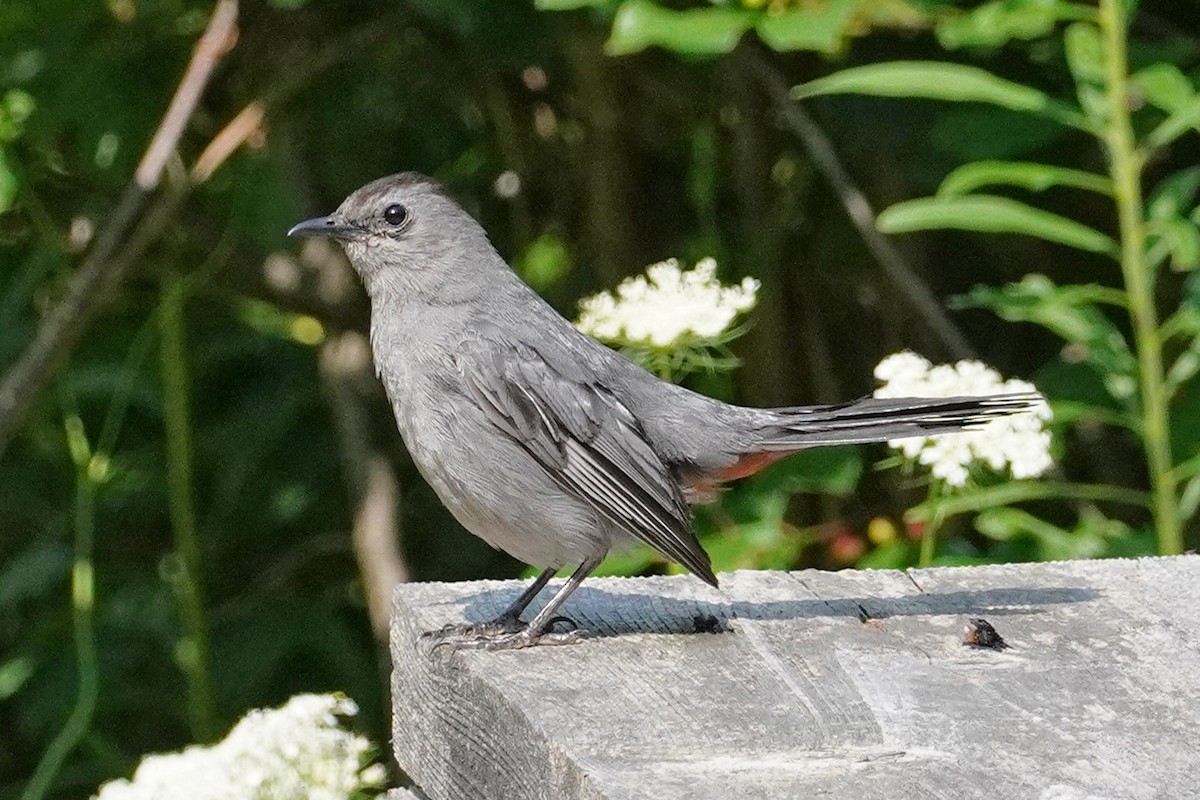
[{"xmin": 390, "ymin": 556, "xmax": 1200, "ymax": 799}]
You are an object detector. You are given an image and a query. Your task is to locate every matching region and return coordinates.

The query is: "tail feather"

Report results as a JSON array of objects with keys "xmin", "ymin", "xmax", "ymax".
[{"xmin": 758, "ymin": 392, "xmax": 1043, "ymax": 450}]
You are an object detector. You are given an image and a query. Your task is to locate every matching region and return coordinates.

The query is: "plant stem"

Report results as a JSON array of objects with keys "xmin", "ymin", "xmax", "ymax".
[
  {"xmin": 159, "ymin": 274, "xmax": 219, "ymax": 740},
  {"xmin": 905, "ymin": 480, "xmax": 1151, "ymax": 523},
  {"xmin": 750, "ymin": 50, "xmax": 977, "ymax": 361},
  {"xmin": 21, "ymin": 452, "xmax": 99, "ymax": 800},
  {"xmin": 1098, "ymin": 0, "xmax": 1182, "ymax": 555},
  {"xmin": 918, "ymin": 484, "xmax": 947, "ymax": 567},
  {"xmin": 918, "ymin": 517, "xmax": 939, "ymax": 567}
]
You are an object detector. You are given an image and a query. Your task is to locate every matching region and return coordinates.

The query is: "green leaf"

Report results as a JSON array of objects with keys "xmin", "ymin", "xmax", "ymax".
[
  {"xmin": 1145, "ymin": 94, "xmax": 1200, "ymax": 151},
  {"xmin": 606, "ymin": 0, "xmax": 753, "ymax": 56},
  {"xmin": 860, "ymin": 0, "xmax": 935, "ymax": 29},
  {"xmin": 0, "ymin": 89, "xmax": 35, "ymax": 142},
  {"xmin": 1180, "ymin": 472, "xmax": 1200, "ymax": 523},
  {"xmin": 878, "ymin": 195, "xmax": 1118, "ymax": 255},
  {"xmin": 1133, "ymin": 63, "xmax": 1196, "ymax": 113},
  {"xmin": 956, "ymin": 275, "xmax": 1138, "ymax": 398},
  {"xmin": 1161, "ymin": 306, "xmax": 1200, "ymax": 344},
  {"xmin": 1186, "ymin": 271, "xmax": 1200, "ymax": 310},
  {"xmin": 974, "ymin": 507, "xmax": 1137, "ymax": 560},
  {"xmin": 744, "ymin": 446, "xmax": 863, "ymax": 498},
  {"xmin": 703, "ymin": 520, "xmax": 809, "ymax": 572},
  {"xmin": 0, "ymin": 656, "xmax": 35, "ymax": 702},
  {"xmin": 593, "ymin": 544, "xmax": 664, "ymax": 577},
  {"xmin": 1166, "ymin": 332, "xmax": 1200, "ymax": 394},
  {"xmin": 536, "ymin": 0, "xmax": 613, "ymax": 8},
  {"xmin": 517, "ymin": 232, "xmax": 572, "ymax": 290},
  {"xmin": 938, "ymin": 160, "xmax": 1111, "ymax": 196},
  {"xmin": 906, "ymin": 480, "xmax": 1150, "ymax": 523},
  {"xmin": 857, "ymin": 539, "xmax": 915, "ymax": 570},
  {"xmin": 1047, "ymin": 399, "xmax": 1136, "ymax": 430},
  {"xmin": 0, "ymin": 149, "xmax": 17, "ymax": 213},
  {"xmin": 1147, "ymin": 166, "xmax": 1200, "ymax": 220},
  {"xmin": 1063, "ymin": 23, "xmax": 1108, "ymax": 120},
  {"xmin": 792, "ymin": 61, "xmax": 1091, "ymax": 130},
  {"xmin": 1064, "ymin": 22, "xmax": 1105, "ymax": 86},
  {"xmin": 607, "ymin": 0, "xmax": 939, "ymax": 55},
  {"xmin": 755, "ymin": 0, "xmax": 861, "ymax": 55},
  {"xmin": 974, "ymin": 506, "xmax": 1059, "ymax": 541},
  {"xmin": 1150, "ymin": 217, "xmax": 1200, "ymax": 272},
  {"xmin": 935, "ymin": 0, "xmax": 1060, "ymax": 51},
  {"xmin": 978, "ymin": 279, "xmax": 1128, "ymax": 309},
  {"xmin": 1146, "ymin": 168, "xmax": 1200, "ymax": 272}
]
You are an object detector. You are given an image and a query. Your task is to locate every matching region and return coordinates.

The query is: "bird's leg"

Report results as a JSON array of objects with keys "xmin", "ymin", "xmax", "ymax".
[
  {"xmin": 437, "ymin": 555, "xmax": 602, "ymax": 650},
  {"xmin": 424, "ymin": 567, "xmax": 556, "ymax": 639},
  {"xmin": 503, "ymin": 556, "xmax": 601, "ymax": 645},
  {"xmin": 497, "ymin": 566, "xmax": 556, "ymax": 624}
]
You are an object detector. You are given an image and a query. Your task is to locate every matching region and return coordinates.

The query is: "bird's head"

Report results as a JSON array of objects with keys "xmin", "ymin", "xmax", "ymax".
[{"xmin": 288, "ymin": 172, "xmax": 497, "ymax": 298}]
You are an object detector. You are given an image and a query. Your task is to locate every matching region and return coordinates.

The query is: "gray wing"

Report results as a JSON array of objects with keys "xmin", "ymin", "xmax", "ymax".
[{"xmin": 456, "ymin": 329, "xmax": 717, "ymax": 586}]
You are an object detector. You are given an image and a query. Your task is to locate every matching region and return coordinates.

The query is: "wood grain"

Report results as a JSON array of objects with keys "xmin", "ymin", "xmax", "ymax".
[{"xmin": 391, "ymin": 556, "xmax": 1200, "ymax": 799}]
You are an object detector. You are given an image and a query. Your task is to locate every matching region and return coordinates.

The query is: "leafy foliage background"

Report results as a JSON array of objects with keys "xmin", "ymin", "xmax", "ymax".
[{"xmin": 0, "ymin": 0, "xmax": 1197, "ymax": 796}]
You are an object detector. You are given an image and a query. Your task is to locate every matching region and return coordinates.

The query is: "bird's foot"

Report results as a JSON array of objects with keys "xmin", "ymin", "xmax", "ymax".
[
  {"xmin": 422, "ymin": 615, "xmax": 525, "ymax": 640},
  {"xmin": 455, "ymin": 627, "xmax": 588, "ymax": 651},
  {"xmin": 423, "ymin": 616, "xmax": 587, "ymax": 651}
]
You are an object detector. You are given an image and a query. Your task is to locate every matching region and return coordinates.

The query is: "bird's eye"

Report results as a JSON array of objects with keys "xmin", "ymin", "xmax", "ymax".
[{"xmin": 383, "ymin": 203, "xmax": 408, "ymax": 227}]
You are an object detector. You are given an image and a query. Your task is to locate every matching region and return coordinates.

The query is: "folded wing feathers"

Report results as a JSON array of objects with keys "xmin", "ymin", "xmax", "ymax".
[
  {"xmin": 563, "ymin": 437, "xmax": 716, "ymax": 585},
  {"xmin": 461, "ymin": 337, "xmax": 717, "ymax": 587}
]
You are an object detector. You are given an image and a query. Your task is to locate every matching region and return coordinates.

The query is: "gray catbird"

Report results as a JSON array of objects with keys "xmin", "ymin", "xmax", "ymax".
[{"xmin": 289, "ymin": 173, "xmax": 1039, "ymax": 649}]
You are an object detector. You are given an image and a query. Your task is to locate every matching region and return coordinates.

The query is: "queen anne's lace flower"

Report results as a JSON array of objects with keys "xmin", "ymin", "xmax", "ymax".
[
  {"xmin": 874, "ymin": 351, "xmax": 1053, "ymax": 487},
  {"xmin": 93, "ymin": 694, "xmax": 384, "ymax": 800},
  {"xmin": 576, "ymin": 258, "xmax": 759, "ymax": 348}
]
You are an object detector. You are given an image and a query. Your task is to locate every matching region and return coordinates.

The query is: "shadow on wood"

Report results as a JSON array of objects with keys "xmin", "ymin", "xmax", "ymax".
[
  {"xmin": 390, "ymin": 556, "xmax": 1199, "ymax": 800},
  {"xmin": 446, "ymin": 582, "xmax": 1097, "ymax": 637}
]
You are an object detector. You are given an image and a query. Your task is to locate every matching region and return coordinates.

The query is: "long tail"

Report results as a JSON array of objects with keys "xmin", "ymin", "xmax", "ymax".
[{"xmin": 758, "ymin": 392, "xmax": 1043, "ymax": 450}]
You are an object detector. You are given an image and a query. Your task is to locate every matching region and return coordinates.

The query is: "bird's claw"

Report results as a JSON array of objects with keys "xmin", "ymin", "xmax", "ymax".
[
  {"xmin": 424, "ymin": 624, "xmax": 588, "ymax": 652},
  {"xmin": 468, "ymin": 627, "xmax": 589, "ymax": 651},
  {"xmin": 421, "ymin": 616, "xmax": 524, "ymax": 640}
]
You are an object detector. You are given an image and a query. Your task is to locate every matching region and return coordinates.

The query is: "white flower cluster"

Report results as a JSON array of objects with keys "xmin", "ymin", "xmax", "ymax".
[
  {"xmin": 576, "ymin": 257, "xmax": 759, "ymax": 348},
  {"xmin": 93, "ymin": 694, "xmax": 385, "ymax": 800},
  {"xmin": 874, "ymin": 351, "xmax": 1053, "ymax": 487}
]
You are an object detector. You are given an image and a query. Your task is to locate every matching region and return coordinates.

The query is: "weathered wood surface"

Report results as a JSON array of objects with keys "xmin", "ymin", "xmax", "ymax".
[{"xmin": 390, "ymin": 556, "xmax": 1200, "ymax": 800}]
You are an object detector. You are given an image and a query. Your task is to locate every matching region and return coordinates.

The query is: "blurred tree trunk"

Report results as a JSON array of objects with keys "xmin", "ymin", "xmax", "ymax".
[
  {"xmin": 559, "ymin": 27, "xmax": 634, "ymax": 287},
  {"xmin": 722, "ymin": 48, "xmax": 798, "ymax": 408}
]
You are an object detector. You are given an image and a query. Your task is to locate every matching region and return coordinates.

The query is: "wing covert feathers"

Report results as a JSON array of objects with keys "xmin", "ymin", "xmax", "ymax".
[{"xmin": 458, "ymin": 332, "xmax": 717, "ymax": 587}]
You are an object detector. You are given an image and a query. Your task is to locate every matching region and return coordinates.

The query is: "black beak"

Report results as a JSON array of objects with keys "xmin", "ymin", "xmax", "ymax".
[{"xmin": 287, "ymin": 215, "xmax": 359, "ymax": 240}]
